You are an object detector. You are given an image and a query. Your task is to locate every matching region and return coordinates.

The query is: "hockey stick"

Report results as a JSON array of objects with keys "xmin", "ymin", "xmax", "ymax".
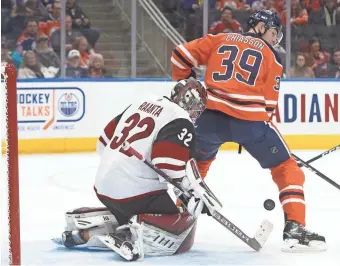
[
  {"xmin": 297, "ymin": 145, "xmax": 340, "ymax": 168},
  {"xmin": 292, "ymin": 153, "xmax": 340, "ymax": 191},
  {"xmin": 121, "ymin": 141, "xmax": 272, "ymax": 252}
]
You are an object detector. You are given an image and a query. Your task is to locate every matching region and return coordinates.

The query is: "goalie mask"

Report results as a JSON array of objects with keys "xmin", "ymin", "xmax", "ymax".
[{"xmin": 171, "ymin": 78, "xmax": 207, "ymax": 123}]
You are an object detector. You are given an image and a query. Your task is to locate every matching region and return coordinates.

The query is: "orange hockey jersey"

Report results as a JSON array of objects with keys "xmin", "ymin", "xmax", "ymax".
[{"xmin": 171, "ymin": 33, "xmax": 283, "ymax": 121}]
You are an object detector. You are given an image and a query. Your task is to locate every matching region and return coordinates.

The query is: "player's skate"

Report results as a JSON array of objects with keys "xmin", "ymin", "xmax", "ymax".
[{"xmin": 282, "ymin": 220, "xmax": 326, "ymax": 252}]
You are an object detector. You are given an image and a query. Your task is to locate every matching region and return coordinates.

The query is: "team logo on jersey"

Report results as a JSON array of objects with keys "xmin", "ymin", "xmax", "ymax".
[{"xmin": 17, "ymin": 87, "xmax": 85, "ymax": 131}]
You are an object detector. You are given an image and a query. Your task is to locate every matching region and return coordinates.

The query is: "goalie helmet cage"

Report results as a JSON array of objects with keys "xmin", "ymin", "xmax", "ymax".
[{"xmin": 1, "ymin": 63, "xmax": 21, "ymax": 265}]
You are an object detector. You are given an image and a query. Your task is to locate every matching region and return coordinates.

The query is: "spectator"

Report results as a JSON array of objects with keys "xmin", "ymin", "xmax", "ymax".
[
  {"xmin": 1, "ymin": 40, "xmax": 22, "ymax": 69},
  {"xmin": 16, "ymin": 18, "xmax": 40, "ymax": 51},
  {"xmin": 209, "ymin": 6, "xmax": 243, "ymax": 34},
  {"xmin": 1, "ymin": 0, "xmax": 13, "ymax": 34},
  {"xmin": 289, "ymin": 53, "xmax": 315, "ymax": 78},
  {"xmin": 34, "ymin": 34, "xmax": 60, "ymax": 69},
  {"xmin": 309, "ymin": 0, "xmax": 340, "ymax": 26},
  {"xmin": 40, "ymin": 1, "xmax": 62, "ymax": 37},
  {"xmin": 3, "ymin": 4, "xmax": 29, "ymax": 44},
  {"xmin": 65, "ymin": 49, "xmax": 88, "ymax": 78},
  {"xmin": 216, "ymin": 0, "xmax": 241, "ymax": 10},
  {"xmin": 250, "ymin": 1, "xmax": 265, "ymax": 12},
  {"xmin": 281, "ymin": 0, "xmax": 308, "ymax": 25},
  {"xmin": 50, "ymin": 15, "xmax": 83, "ymax": 55},
  {"xmin": 18, "ymin": 50, "xmax": 58, "ymax": 78},
  {"xmin": 307, "ymin": 37, "xmax": 331, "ymax": 77},
  {"xmin": 66, "ymin": 0, "xmax": 100, "ymax": 48},
  {"xmin": 302, "ymin": 0, "xmax": 322, "ymax": 12},
  {"xmin": 72, "ymin": 36, "xmax": 90, "ymax": 68},
  {"xmin": 328, "ymin": 47, "xmax": 340, "ymax": 78},
  {"xmin": 88, "ymin": 53, "xmax": 109, "ymax": 78}
]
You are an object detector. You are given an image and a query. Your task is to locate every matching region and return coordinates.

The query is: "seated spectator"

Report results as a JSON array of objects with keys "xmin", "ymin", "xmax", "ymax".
[
  {"xmin": 34, "ymin": 34, "xmax": 60, "ymax": 69},
  {"xmin": 72, "ymin": 36, "xmax": 90, "ymax": 68},
  {"xmin": 16, "ymin": 18, "xmax": 40, "ymax": 51},
  {"xmin": 209, "ymin": 6, "xmax": 242, "ymax": 34},
  {"xmin": 281, "ymin": 0, "xmax": 308, "ymax": 25},
  {"xmin": 18, "ymin": 50, "xmax": 58, "ymax": 78},
  {"xmin": 302, "ymin": 0, "xmax": 322, "ymax": 12},
  {"xmin": 216, "ymin": 0, "xmax": 242, "ymax": 10},
  {"xmin": 250, "ymin": 1, "xmax": 265, "ymax": 12},
  {"xmin": 65, "ymin": 49, "xmax": 88, "ymax": 78},
  {"xmin": 50, "ymin": 15, "xmax": 83, "ymax": 55},
  {"xmin": 40, "ymin": 1, "xmax": 61, "ymax": 37},
  {"xmin": 307, "ymin": 37, "xmax": 331, "ymax": 77},
  {"xmin": 309, "ymin": 0, "xmax": 340, "ymax": 26},
  {"xmin": 88, "ymin": 53, "xmax": 109, "ymax": 78},
  {"xmin": 66, "ymin": 0, "xmax": 100, "ymax": 48},
  {"xmin": 289, "ymin": 53, "xmax": 315, "ymax": 78},
  {"xmin": 1, "ymin": 40, "xmax": 22, "ymax": 69},
  {"xmin": 328, "ymin": 47, "xmax": 340, "ymax": 78}
]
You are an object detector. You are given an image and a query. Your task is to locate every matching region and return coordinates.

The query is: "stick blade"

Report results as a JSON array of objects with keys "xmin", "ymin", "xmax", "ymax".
[{"xmin": 252, "ymin": 220, "xmax": 273, "ymax": 250}]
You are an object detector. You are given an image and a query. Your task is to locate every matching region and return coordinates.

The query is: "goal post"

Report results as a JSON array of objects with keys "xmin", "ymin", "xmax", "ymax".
[{"xmin": 1, "ymin": 62, "xmax": 21, "ymax": 265}]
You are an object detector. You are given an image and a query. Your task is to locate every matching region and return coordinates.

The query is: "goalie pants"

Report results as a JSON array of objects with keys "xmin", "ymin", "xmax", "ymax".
[
  {"xmin": 96, "ymin": 189, "xmax": 179, "ymax": 225},
  {"xmin": 192, "ymin": 109, "xmax": 306, "ymax": 226}
]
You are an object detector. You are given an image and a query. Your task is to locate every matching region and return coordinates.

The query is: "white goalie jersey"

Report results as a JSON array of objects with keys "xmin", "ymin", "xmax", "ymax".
[{"xmin": 94, "ymin": 96, "xmax": 196, "ymax": 200}]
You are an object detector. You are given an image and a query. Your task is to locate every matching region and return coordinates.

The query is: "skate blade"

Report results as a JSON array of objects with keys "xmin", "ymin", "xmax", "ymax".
[
  {"xmin": 51, "ymin": 237, "xmax": 64, "ymax": 246},
  {"xmin": 281, "ymin": 239, "xmax": 327, "ymax": 253}
]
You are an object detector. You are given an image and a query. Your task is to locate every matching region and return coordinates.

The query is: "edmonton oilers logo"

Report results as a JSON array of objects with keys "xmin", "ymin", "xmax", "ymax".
[{"xmin": 58, "ymin": 93, "xmax": 79, "ymax": 117}]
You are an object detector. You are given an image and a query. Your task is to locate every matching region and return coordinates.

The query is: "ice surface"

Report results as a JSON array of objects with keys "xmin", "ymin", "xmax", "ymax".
[{"xmin": 1, "ymin": 150, "xmax": 340, "ymax": 265}]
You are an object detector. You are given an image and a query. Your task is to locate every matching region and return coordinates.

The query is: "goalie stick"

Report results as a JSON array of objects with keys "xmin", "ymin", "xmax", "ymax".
[{"xmin": 121, "ymin": 141, "xmax": 273, "ymax": 252}]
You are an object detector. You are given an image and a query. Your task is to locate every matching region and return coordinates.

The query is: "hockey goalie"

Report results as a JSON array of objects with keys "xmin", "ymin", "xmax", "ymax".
[{"xmin": 53, "ymin": 78, "xmax": 222, "ymax": 261}]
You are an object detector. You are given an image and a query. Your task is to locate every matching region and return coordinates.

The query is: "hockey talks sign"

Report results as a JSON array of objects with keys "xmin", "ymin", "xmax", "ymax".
[{"xmin": 17, "ymin": 87, "xmax": 85, "ymax": 131}]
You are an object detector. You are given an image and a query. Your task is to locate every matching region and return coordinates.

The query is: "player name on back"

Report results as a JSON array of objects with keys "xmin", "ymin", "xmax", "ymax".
[
  {"xmin": 138, "ymin": 102, "xmax": 164, "ymax": 117},
  {"xmin": 225, "ymin": 33, "xmax": 265, "ymax": 50}
]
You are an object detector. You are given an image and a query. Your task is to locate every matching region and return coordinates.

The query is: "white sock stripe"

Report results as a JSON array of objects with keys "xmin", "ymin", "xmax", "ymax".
[
  {"xmin": 279, "ymin": 185, "xmax": 304, "ymax": 193},
  {"xmin": 281, "ymin": 198, "xmax": 305, "ymax": 206}
]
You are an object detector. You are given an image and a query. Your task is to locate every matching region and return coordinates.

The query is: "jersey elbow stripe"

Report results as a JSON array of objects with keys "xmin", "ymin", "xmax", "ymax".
[
  {"xmin": 152, "ymin": 157, "xmax": 186, "ymax": 167},
  {"xmin": 171, "ymin": 56, "xmax": 186, "ymax": 69},
  {"xmin": 178, "ymin": 44, "xmax": 198, "ymax": 67},
  {"xmin": 152, "ymin": 141, "xmax": 190, "ymax": 163},
  {"xmin": 173, "ymin": 49, "xmax": 194, "ymax": 69},
  {"xmin": 159, "ymin": 168, "xmax": 186, "ymax": 179}
]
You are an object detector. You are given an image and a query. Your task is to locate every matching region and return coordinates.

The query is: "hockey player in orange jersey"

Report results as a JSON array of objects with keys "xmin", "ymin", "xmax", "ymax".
[{"xmin": 171, "ymin": 10, "xmax": 326, "ymax": 252}]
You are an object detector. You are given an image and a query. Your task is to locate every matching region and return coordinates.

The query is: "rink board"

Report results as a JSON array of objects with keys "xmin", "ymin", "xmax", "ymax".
[{"xmin": 1, "ymin": 79, "xmax": 339, "ymax": 154}]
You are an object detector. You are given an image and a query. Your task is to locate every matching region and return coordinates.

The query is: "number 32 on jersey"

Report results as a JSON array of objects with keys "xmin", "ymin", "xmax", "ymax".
[{"xmin": 178, "ymin": 128, "xmax": 192, "ymax": 147}]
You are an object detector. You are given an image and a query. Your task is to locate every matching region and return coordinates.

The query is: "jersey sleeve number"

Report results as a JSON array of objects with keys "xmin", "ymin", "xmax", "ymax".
[
  {"xmin": 110, "ymin": 113, "xmax": 155, "ymax": 156},
  {"xmin": 212, "ymin": 45, "xmax": 263, "ymax": 86},
  {"xmin": 177, "ymin": 128, "xmax": 193, "ymax": 147}
]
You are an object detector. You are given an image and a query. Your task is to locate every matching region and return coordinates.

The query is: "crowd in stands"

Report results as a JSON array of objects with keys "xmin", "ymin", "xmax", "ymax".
[
  {"xmin": 161, "ymin": 0, "xmax": 340, "ymax": 78},
  {"xmin": 1, "ymin": 0, "xmax": 109, "ymax": 78}
]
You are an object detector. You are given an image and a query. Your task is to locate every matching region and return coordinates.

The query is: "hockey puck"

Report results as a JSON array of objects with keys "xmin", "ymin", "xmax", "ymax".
[{"xmin": 263, "ymin": 199, "xmax": 275, "ymax": 211}]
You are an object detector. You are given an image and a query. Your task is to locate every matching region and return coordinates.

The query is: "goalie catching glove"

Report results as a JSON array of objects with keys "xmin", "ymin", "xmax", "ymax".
[{"xmin": 174, "ymin": 158, "xmax": 222, "ymax": 218}]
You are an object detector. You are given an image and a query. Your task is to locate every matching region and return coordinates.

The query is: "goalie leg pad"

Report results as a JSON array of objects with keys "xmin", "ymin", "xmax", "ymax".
[{"xmin": 137, "ymin": 211, "xmax": 197, "ymax": 256}]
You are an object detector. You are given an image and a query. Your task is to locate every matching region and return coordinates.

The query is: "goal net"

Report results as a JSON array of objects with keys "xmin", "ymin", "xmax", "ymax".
[{"xmin": 1, "ymin": 63, "xmax": 20, "ymax": 265}]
